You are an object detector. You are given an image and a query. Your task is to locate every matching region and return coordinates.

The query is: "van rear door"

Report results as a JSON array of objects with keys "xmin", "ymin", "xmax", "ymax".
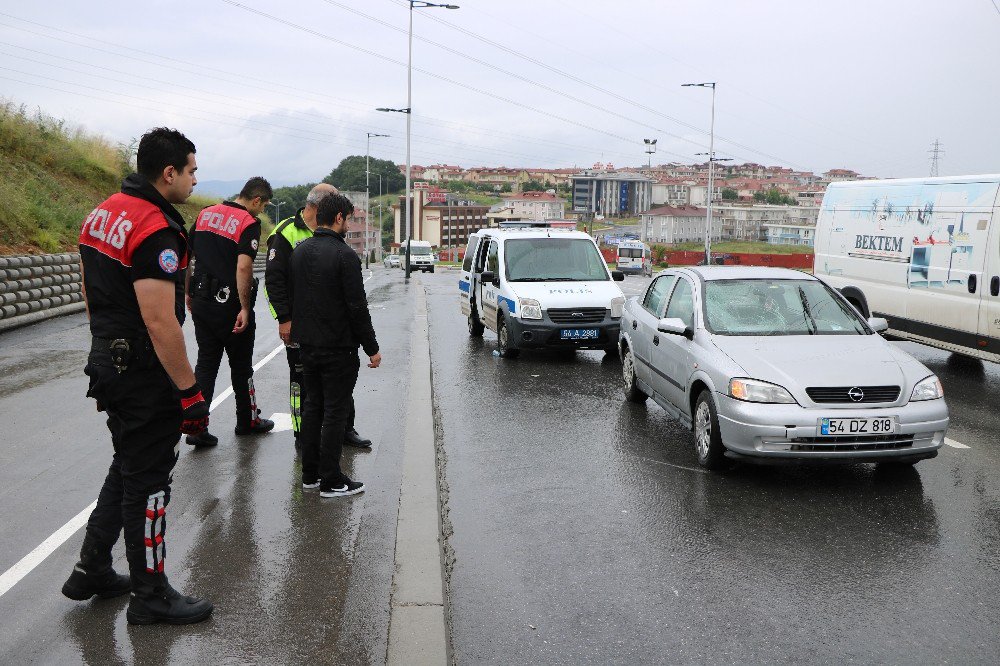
[{"xmin": 459, "ymin": 235, "xmax": 480, "ymax": 316}]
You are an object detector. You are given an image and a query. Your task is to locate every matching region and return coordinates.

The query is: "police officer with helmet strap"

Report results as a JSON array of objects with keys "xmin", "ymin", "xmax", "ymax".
[
  {"xmin": 63, "ymin": 127, "xmax": 213, "ymax": 625},
  {"xmin": 186, "ymin": 177, "xmax": 275, "ymax": 445},
  {"xmin": 264, "ymin": 182, "xmax": 373, "ymax": 451}
]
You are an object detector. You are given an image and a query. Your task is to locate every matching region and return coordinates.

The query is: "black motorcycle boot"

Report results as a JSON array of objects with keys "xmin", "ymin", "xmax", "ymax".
[
  {"xmin": 126, "ymin": 572, "xmax": 213, "ymax": 626},
  {"xmin": 61, "ymin": 533, "xmax": 130, "ymax": 601}
]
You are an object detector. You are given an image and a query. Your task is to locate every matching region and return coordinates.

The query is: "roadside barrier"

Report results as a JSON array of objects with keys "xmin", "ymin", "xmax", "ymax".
[
  {"xmin": 0, "ymin": 254, "xmax": 85, "ymax": 332},
  {"xmin": 0, "ymin": 251, "xmax": 267, "ymax": 333}
]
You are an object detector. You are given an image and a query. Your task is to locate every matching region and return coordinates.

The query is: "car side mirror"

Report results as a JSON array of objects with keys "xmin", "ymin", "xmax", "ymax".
[
  {"xmin": 481, "ymin": 271, "xmax": 499, "ymax": 287},
  {"xmin": 657, "ymin": 317, "xmax": 692, "ymax": 339},
  {"xmin": 611, "ymin": 270, "xmax": 625, "ymax": 282},
  {"xmin": 867, "ymin": 317, "xmax": 889, "ymax": 333}
]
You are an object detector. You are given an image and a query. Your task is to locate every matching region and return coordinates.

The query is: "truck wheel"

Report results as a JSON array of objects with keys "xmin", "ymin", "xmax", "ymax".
[
  {"xmin": 429, "ymin": 266, "xmax": 435, "ymax": 273},
  {"xmin": 693, "ymin": 390, "xmax": 728, "ymax": 470},
  {"xmin": 468, "ymin": 303, "xmax": 484, "ymax": 337},
  {"xmin": 497, "ymin": 314, "xmax": 520, "ymax": 359},
  {"xmin": 623, "ymin": 348, "xmax": 647, "ymax": 403}
]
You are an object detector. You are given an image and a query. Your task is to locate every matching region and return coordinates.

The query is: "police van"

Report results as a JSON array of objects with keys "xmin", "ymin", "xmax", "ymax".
[
  {"xmin": 814, "ymin": 174, "xmax": 1000, "ymax": 361},
  {"xmin": 459, "ymin": 222, "xmax": 626, "ymax": 358},
  {"xmin": 616, "ymin": 240, "xmax": 652, "ymax": 276}
]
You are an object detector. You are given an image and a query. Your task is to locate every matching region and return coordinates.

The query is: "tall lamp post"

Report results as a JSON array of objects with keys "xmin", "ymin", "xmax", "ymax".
[
  {"xmin": 366, "ymin": 132, "xmax": 389, "ymax": 269},
  {"xmin": 378, "ymin": 0, "xmax": 459, "ymax": 281},
  {"xmin": 682, "ymin": 82, "xmax": 717, "ymax": 264},
  {"xmin": 267, "ymin": 200, "xmax": 286, "ymax": 227},
  {"xmin": 643, "ymin": 138, "xmax": 657, "ymax": 169},
  {"xmin": 695, "ymin": 151, "xmax": 732, "ymax": 252}
]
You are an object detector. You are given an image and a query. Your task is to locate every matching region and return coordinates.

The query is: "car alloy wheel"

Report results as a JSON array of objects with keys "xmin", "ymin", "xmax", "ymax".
[
  {"xmin": 622, "ymin": 348, "xmax": 647, "ymax": 403},
  {"xmin": 694, "ymin": 400, "xmax": 712, "ymax": 459}
]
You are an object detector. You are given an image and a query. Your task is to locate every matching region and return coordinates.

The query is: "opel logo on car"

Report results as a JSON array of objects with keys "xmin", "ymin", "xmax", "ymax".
[
  {"xmin": 848, "ymin": 387, "xmax": 864, "ymax": 402},
  {"xmin": 572, "ymin": 312, "xmax": 583, "ymax": 318}
]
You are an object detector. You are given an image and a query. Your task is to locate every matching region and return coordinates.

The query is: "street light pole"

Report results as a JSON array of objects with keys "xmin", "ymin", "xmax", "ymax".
[
  {"xmin": 267, "ymin": 200, "xmax": 285, "ymax": 227},
  {"xmin": 379, "ymin": 1, "xmax": 458, "ymax": 281},
  {"xmin": 682, "ymin": 82, "xmax": 717, "ymax": 264},
  {"xmin": 366, "ymin": 132, "xmax": 389, "ymax": 269}
]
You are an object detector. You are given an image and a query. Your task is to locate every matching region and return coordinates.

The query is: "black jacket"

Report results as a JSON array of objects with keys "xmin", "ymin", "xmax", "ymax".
[{"xmin": 289, "ymin": 227, "xmax": 379, "ymax": 356}]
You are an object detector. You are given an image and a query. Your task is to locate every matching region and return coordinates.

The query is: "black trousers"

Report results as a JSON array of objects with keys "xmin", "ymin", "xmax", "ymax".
[
  {"xmin": 82, "ymin": 344, "xmax": 180, "ymax": 588},
  {"xmin": 286, "ymin": 344, "xmax": 355, "ymax": 437},
  {"xmin": 300, "ymin": 346, "xmax": 360, "ymax": 487},
  {"xmin": 192, "ymin": 297, "xmax": 258, "ymax": 428}
]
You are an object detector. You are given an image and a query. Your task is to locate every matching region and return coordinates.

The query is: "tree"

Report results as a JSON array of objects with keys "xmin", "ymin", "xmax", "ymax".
[
  {"xmin": 753, "ymin": 190, "xmax": 766, "ymax": 203},
  {"xmin": 522, "ymin": 180, "xmax": 547, "ymax": 192},
  {"xmin": 721, "ymin": 187, "xmax": 738, "ymax": 201},
  {"xmin": 323, "ymin": 155, "xmax": 405, "ymax": 193}
]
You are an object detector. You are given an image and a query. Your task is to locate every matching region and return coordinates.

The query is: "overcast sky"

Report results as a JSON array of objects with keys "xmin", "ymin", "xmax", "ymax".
[{"xmin": 2, "ymin": 0, "xmax": 998, "ymax": 185}]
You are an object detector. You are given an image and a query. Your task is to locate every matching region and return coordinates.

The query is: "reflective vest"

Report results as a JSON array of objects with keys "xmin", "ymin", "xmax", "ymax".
[{"xmin": 264, "ymin": 214, "xmax": 314, "ymax": 319}]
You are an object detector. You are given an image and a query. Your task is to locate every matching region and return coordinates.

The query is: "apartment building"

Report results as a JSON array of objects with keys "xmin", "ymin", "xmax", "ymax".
[
  {"xmin": 393, "ymin": 189, "xmax": 490, "ymax": 248},
  {"xmin": 572, "ymin": 170, "xmax": 654, "ymax": 216},
  {"xmin": 639, "ymin": 205, "xmax": 721, "ymax": 244},
  {"xmin": 500, "ymin": 191, "xmax": 566, "ymax": 220}
]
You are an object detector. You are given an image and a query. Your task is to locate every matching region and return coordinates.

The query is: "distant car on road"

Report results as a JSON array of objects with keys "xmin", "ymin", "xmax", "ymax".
[
  {"xmin": 384, "ymin": 254, "xmax": 401, "ymax": 268},
  {"xmin": 619, "ymin": 266, "xmax": 949, "ymax": 469}
]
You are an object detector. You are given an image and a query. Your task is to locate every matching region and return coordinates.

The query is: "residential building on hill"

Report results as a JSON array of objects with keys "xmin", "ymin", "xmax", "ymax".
[
  {"xmin": 572, "ymin": 170, "xmax": 654, "ymax": 217},
  {"xmin": 501, "ymin": 191, "xmax": 565, "ymax": 221},
  {"xmin": 639, "ymin": 205, "xmax": 721, "ymax": 244}
]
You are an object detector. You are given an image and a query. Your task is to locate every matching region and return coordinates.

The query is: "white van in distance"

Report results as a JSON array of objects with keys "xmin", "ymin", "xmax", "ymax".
[
  {"xmin": 459, "ymin": 223, "xmax": 626, "ymax": 358},
  {"xmin": 814, "ymin": 174, "xmax": 1000, "ymax": 361},
  {"xmin": 400, "ymin": 239, "xmax": 435, "ymax": 273},
  {"xmin": 616, "ymin": 240, "xmax": 652, "ymax": 276}
]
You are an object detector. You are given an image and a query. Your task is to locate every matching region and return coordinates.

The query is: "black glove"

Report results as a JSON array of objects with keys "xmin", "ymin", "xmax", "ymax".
[{"xmin": 179, "ymin": 383, "xmax": 210, "ymax": 435}]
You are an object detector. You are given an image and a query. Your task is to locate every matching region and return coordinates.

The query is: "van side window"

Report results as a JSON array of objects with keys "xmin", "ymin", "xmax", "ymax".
[
  {"xmin": 664, "ymin": 279, "xmax": 695, "ymax": 329},
  {"xmin": 642, "ymin": 275, "xmax": 675, "ymax": 316},
  {"xmin": 462, "ymin": 236, "xmax": 479, "ymax": 272},
  {"xmin": 486, "ymin": 240, "xmax": 499, "ymax": 273},
  {"xmin": 474, "ymin": 237, "xmax": 490, "ymax": 272}
]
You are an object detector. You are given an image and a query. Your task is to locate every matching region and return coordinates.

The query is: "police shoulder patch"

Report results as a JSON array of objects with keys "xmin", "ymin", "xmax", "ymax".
[
  {"xmin": 268, "ymin": 248, "xmax": 276, "ymax": 261},
  {"xmin": 158, "ymin": 249, "xmax": 179, "ymax": 273},
  {"xmin": 251, "ymin": 239, "xmax": 259, "ymax": 250}
]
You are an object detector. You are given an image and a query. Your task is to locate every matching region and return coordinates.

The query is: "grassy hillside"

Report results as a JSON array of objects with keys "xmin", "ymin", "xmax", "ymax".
[{"xmin": 0, "ymin": 102, "xmax": 218, "ymax": 254}]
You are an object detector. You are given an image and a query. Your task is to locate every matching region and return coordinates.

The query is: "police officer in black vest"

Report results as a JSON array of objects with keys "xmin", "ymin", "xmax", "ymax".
[
  {"xmin": 186, "ymin": 177, "xmax": 275, "ymax": 445},
  {"xmin": 63, "ymin": 127, "xmax": 213, "ymax": 625},
  {"xmin": 290, "ymin": 193, "xmax": 381, "ymax": 497}
]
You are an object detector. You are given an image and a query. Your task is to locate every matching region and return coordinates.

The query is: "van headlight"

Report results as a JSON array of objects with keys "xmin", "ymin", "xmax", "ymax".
[
  {"xmin": 729, "ymin": 378, "xmax": 797, "ymax": 404},
  {"xmin": 610, "ymin": 296, "xmax": 625, "ymax": 318},
  {"xmin": 910, "ymin": 375, "xmax": 944, "ymax": 401},
  {"xmin": 519, "ymin": 298, "xmax": 542, "ymax": 320}
]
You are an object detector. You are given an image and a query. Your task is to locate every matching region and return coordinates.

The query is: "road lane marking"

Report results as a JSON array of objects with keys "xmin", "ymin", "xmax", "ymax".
[
  {"xmin": 0, "ymin": 269, "xmax": 378, "ymax": 599},
  {"xmin": 268, "ymin": 412, "xmax": 293, "ymax": 432},
  {"xmin": 944, "ymin": 438, "xmax": 970, "ymax": 449},
  {"xmin": 637, "ymin": 455, "xmax": 709, "ymax": 474}
]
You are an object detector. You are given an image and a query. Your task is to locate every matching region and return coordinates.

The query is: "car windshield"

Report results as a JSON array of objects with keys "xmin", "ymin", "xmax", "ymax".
[
  {"xmin": 505, "ymin": 238, "xmax": 609, "ymax": 282},
  {"xmin": 704, "ymin": 279, "xmax": 869, "ymax": 336},
  {"xmin": 410, "ymin": 246, "xmax": 432, "ymax": 255}
]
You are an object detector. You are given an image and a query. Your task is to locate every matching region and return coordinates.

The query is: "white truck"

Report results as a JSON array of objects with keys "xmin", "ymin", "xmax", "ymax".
[
  {"xmin": 400, "ymin": 239, "xmax": 434, "ymax": 273},
  {"xmin": 814, "ymin": 174, "xmax": 1000, "ymax": 361}
]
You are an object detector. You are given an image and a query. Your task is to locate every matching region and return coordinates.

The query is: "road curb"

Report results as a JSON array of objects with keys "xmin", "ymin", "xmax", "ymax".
[{"xmin": 387, "ymin": 280, "xmax": 449, "ymax": 665}]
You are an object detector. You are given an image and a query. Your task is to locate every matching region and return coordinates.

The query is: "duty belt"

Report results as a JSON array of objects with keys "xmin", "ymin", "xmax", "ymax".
[
  {"xmin": 91, "ymin": 335, "xmax": 152, "ymax": 374},
  {"xmin": 192, "ymin": 274, "xmax": 232, "ymax": 304}
]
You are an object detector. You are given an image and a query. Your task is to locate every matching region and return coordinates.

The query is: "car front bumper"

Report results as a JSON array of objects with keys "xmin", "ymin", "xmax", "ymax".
[
  {"xmin": 504, "ymin": 314, "xmax": 621, "ymax": 350},
  {"xmin": 715, "ymin": 394, "xmax": 948, "ymax": 462}
]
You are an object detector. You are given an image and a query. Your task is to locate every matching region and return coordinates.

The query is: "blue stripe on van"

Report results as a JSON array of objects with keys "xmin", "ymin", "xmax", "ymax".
[
  {"xmin": 499, "ymin": 296, "xmax": 516, "ymax": 314},
  {"xmin": 459, "ymin": 279, "xmax": 470, "ymax": 293}
]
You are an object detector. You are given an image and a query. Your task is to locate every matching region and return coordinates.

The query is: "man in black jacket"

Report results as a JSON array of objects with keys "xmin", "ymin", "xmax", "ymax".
[
  {"xmin": 264, "ymin": 183, "xmax": 372, "ymax": 451},
  {"xmin": 290, "ymin": 193, "xmax": 381, "ymax": 497}
]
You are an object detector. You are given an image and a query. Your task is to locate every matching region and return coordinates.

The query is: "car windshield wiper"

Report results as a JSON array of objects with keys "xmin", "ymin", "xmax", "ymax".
[
  {"xmin": 511, "ymin": 277, "xmax": 576, "ymax": 282},
  {"xmin": 797, "ymin": 286, "xmax": 818, "ymax": 335}
]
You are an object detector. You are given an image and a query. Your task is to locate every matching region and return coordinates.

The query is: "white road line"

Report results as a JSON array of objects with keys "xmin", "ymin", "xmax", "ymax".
[
  {"xmin": 0, "ymin": 268, "xmax": 379, "ymax": 599},
  {"xmin": 945, "ymin": 437, "xmax": 970, "ymax": 449}
]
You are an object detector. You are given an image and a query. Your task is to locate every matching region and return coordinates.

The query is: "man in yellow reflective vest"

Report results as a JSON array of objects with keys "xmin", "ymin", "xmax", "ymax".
[{"xmin": 264, "ymin": 182, "xmax": 372, "ymax": 450}]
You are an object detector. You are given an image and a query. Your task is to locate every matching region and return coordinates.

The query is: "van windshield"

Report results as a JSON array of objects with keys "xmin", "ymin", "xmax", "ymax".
[
  {"xmin": 504, "ymin": 238, "xmax": 609, "ymax": 282},
  {"xmin": 409, "ymin": 246, "xmax": 432, "ymax": 255}
]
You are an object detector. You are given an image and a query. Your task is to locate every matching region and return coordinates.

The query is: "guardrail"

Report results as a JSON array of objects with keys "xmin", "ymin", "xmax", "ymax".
[
  {"xmin": 0, "ymin": 251, "xmax": 268, "ymax": 333},
  {"xmin": 0, "ymin": 253, "xmax": 85, "ymax": 332}
]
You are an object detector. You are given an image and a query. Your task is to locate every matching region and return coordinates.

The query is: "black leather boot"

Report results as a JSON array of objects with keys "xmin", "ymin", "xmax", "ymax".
[
  {"xmin": 61, "ymin": 533, "xmax": 130, "ymax": 601},
  {"xmin": 126, "ymin": 578, "xmax": 214, "ymax": 625}
]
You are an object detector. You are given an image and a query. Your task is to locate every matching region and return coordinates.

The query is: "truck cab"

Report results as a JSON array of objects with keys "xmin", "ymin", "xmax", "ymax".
[{"xmin": 459, "ymin": 223, "xmax": 626, "ymax": 358}]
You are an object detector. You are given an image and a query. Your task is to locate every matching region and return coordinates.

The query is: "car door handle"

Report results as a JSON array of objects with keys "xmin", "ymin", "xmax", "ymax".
[
  {"xmin": 653, "ymin": 335, "xmax": 659, "ymax": 346},
  {"xmin": 632, "ymin": 320, "xmax": 637, "ymax": 330},
  {"xmin": 968, "ymin": 274, "xmax": 978, "ymax": 294},
  {"xmin": 992, "ymin": 276, "xmax": 999, "ymax": 297}
]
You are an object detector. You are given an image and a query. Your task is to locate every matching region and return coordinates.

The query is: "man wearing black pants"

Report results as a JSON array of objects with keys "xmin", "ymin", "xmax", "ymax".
[
  {"xmin": 290, "ymin": 193, "xmax": 381, "ymax": 497},
  {"xmin": 64, "ymin": 127, "xmax": 213, "ymax": 625},
  {"xmin": 186, "ymin": 177, "xmax": 275, "ymax": 445}
]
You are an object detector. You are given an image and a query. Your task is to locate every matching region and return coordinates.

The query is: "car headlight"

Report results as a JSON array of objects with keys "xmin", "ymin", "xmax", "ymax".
[
  {"xmin": 729, "ymin": 378, "xmax": 797, "ymax": 404},
  {"xmin": 610, "ymin": 296, "xmax": 625, "ymax": 319},
  {"xmin": 519, "ymin": 298, "xmax": 542, "ymax": 320},
  {"xmin": 910, "ymin": 375, "xmax": 944, "ymax": 401}
]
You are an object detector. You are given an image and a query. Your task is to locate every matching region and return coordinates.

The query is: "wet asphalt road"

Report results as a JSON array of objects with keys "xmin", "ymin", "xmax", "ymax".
[
  {"xmin": 0, "ymin": 268, "xmax": 417, "ymax": 663},
  {"xmin": 2, "ymin": 266, "xmax": 1000, "ymax": 664},
  {"xmin": 425, "ymin": 270, "xmax": 1000, "ymax": 665}
]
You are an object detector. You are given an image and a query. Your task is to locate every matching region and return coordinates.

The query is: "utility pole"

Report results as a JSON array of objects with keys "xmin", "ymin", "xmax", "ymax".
[
  {"xmin": 366, "ymin": 132, "xmax": 389, "ymax": 269},
  {"xmin": 929, "ymin": 139, "xmax": 945, "ymax": 177}
]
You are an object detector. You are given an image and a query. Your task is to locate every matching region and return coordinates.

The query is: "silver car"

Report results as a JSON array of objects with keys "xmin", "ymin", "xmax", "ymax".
[{"xmin": 619, "ymin": 266, "xmax": 949, "ymax": 469}]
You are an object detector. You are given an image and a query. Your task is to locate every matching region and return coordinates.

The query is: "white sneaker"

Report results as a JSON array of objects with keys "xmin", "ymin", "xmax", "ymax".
[{"xmin": 302, "ymin": 480, "xmax": 320, "ymax": 489}]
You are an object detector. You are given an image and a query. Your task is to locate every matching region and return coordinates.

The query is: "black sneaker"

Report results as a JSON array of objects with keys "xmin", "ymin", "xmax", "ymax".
[
  {"xmin": 186, "ymin": 431, "xmax": 219, "ymax": 447},
  {"xmin": 320, "ymin": 479, "xmax": 365, "ymax": 498},
  {"xmin": 344, "ymin": 429, "xmax": 372, "ymax": 449},
  {"xmin": 234, "ymin": 417, "xmax": 275, "ymax": 436}
]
